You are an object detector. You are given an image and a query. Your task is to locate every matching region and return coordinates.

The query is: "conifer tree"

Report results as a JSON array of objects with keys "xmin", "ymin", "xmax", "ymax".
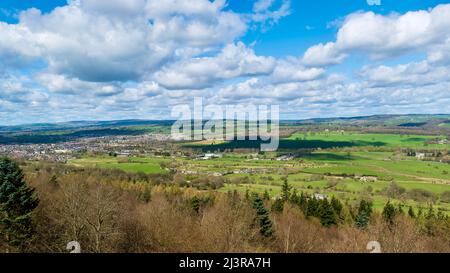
[
  {"xmin": 331, "ymin": 196, "xmax": 342, "ymax": 216},
  {"xmin": 290, "ymin": 189, "xmax": 298, "ymax": 204},
  {"xmin": 298, "ymin": 192, "xmax": 308, "ymax": 213},
  {"xmin": 355, "ymin": 200, "xmax": 372, "ymax": 229},
  {"xmin": 280, "ymin": 177, "xmax": 291, "ymax": 202},
  {"xmin": 306, "ymin": 196, "xmax": 319, "ymax": 217},
  {"xmin": 271, "ymin": 198, "xmax": 284, "ymax": 213},
  {"xmin": 0, "ymin": 158, "xmax": 39, "ymax": 251},
  {"xmin": 252, "ymin": 193, "xmax": 273, "ymax": 237},
  {"xmin": 190, "ymin": 196, "xmax": 200, "ymax": 213},
  {"xmin": 382, "ymin": 201, "xmax": 396, "ymax": 225},
  {"xmin": 319, "ymin": 199, "xmax": 337, "ymax": 227}
]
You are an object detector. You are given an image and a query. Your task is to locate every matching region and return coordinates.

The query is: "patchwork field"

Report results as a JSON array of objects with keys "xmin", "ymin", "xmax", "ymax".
[{"xmin": 68, "ymin": 132, "xmax": 450, "ymax": 213}]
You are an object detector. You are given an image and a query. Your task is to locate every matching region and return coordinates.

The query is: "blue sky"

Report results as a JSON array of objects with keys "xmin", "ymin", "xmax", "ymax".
[{"xmin": 0, "ymin": 0, "xmax": 450, "ymax": 125}]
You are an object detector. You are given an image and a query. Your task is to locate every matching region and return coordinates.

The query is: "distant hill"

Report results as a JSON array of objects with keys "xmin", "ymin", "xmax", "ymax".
[
  {"xmin": 0, "ymin": 120, "xmax": 174, "ymax": 133},
  {"xmin": 0, "ymin": 114, "xmax": 448, "ymax": 145},
  {"xmin": 2, "ymin": 114, "xmax": 450, "ymax": 133}
]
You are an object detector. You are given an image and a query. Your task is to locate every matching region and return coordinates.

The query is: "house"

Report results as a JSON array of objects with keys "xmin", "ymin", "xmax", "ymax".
[
  {"xmin": 416, "ymin": 153, "xmax": 426, "ymax": 160},
  {"xmin": 199, "ymin": 153, "xmax": 221, "ymax": 160},
  {"xmin": 313, "ymin": 193, "xmax": 327, "ymax": 200},
  {"xmin": 360, "ymin": 176, "xmax": 378, "ymax": 182}
]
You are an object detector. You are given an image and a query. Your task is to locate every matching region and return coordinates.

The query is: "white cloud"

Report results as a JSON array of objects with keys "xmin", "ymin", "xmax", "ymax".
[
  {"xmin": 36, "ymin": 73, "xmax": 123, "ymax": 96},
  {"xmin": 271, "ymin": 58, "xmax": 325, "ymax": 83},
  {"xmin": 360, "ymin": 61, "xmax": 450, "ymax": 88},
  {"xmin": 0, "ymin": 0, "xmax": 247, "ymax": 82},
  {"xmin": 154, "ymin": 42, "xmax": 276, "ymax": 89},
  {"xmin": 303, "ymin": 4, "xmax": 450, "ymax": 66},
  {"xmin": 1, "ymin": 1, "xmax": 450, "ymax": 124},
  {"xmin": 302, "ymin": 42, "xmax": 346, "ymax": 67},
  {"xmin": 249, "ymin": 0, "xmax": 291, "ymax": 29}
]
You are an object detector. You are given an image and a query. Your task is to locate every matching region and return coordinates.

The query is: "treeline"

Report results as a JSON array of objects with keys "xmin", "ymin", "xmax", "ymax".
[{"xmin": 0, "ymin": 158, "xmax": 449, "ymax": 253}]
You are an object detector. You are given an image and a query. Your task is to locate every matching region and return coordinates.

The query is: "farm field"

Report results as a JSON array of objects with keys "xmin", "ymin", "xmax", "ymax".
[
  {"xmin": 68, "ymin": 131, "xmax": 450, "ymax": 214},
  {"xmin": 70, "ymin": 156, "xmax": 170, "ymax": 174},
  {"xmin": 187, "ymin": 131, "xmax": 450, "ymax": 151},
  {"xmin": 287, "ymin": 131, "xmax": 450, "ymax": 149}
]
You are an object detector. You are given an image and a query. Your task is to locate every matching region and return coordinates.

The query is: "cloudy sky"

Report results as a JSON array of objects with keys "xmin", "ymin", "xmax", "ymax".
[{"xmin": 0, "ymin": 0, "xmax": 450, "ymax": 125}]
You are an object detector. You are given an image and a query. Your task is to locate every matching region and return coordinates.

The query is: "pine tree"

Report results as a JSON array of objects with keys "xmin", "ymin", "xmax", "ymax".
[
  {"xmin": 330, "ymin": 196, "xmax": 342, "ymax": 216},
  {"xmin": 271, "ymin": 198, "xmax": 284, "ymax": 213},
  {"xmin": 319, "ymin": 199, "xmax": 337, "ymax": 227},
  {"xmin": 355, "ymin": 200, "xmax": 372, "ymax": 229},
  {"xmin": 382, "ymin": 201, "xmax": 396, "ymax": 225},
  {"xmin": 190, "ymin": 196, "xmax": 200, "ymax": 213},
  {"xmin": 290, "ymin": 189, "xmax": 298, "ymax": 204},
  {"xmin": 280, "ymin": 177, "xmax": 291, "ymax": 202},
  {"xmin": 0, "ymin": 158, "xmax": 39, "ymax": 251},
  {"xmin": 252, "ymin": 193, "xmax": 273, "ymax": 237},
  {"xmin": 306, "ymin": 197, "xmax": 319, "ymax": 217},
  {"xmin": 298, "ymin": 192, "xmax": 308, "ymax": 213},
  {"xmin": 355, "ymin": 211, "xmax": 370, "ymax": 229}
]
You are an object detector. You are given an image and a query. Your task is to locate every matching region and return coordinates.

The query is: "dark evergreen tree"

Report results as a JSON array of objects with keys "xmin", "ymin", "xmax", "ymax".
[
  {"xmin": 271, "ymin": 198, "xmax": 284, "ymax": 213},
  {"xmin": 331, "ymin": 196, "xmax": 342, "ymax": 216},
  {"xmin": 252, "ymin": 193, "xmax": 273, "ymax": 237},
  {"xmin": 382, "ymin": 201, "xmax": 396, "ymax": 225},
  {"xmin": 318, "ymin": 199, "xmax": 337, "ymax": 227},
  {"xmin": 290, "ymin": 189, "xmax": 298, "ymax": 204},
  {"xmin": 0, "ymin": 157, "xmax": 39, "ymax": 251},
  {"xmin": 355, "ymin": 200, "xmax": 372, "ymax": 229},
  {"xmin": 190, "ymin": 196, "xmax": 200, "ymax": 213},
  {"xmin": 298, "ymin": 192, "xmax": 308, "ymax": 213},
  {"xmin": 280, "ymin": 177, "xmax": 291, "ymax": 202},
  {"xmin": 306, "ymin": 197, "xmax": 319, "ymax": 217},
  {"xmin": 355, "ymin": 211, "xmax": 370, "ymax": 229}
]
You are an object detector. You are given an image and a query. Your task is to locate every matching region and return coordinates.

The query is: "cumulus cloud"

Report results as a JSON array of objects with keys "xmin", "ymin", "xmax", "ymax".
[
  {"xmin": 302, "ymin": 42, "xmax": 346, "ymax": 67},
  {"xmin": 36, "ymin": 73, "xmax": 124, "ymax": 96},
  {"xmin": 303, "ymin": 4, "xmax": 450, "ymax": 66},
  {"xmin": 360, "ymin": 61, "xmax": 450, "ymax": 88},
  {"xmin": 154, "ymin": 42, "xmax": 276, "ymax": 89},
  {"xmin": 1, "ymin": 1, "xmax": 450, "ymax": 124},
  {"xmin": 271, "ymin": 58, "xmax": 325, "ymax": 83},
  {"xmin": 0, "ymin": 0, "xmax": 247, "ymax": 82}
]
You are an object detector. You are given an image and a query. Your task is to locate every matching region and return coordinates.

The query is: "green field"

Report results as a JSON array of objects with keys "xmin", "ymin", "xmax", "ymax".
[
  {"xmin": 70, "ymin": 156, "xmax": 169, "ymax": 174},
  {"xmin": 187, "ymin": 131, "xmax": 449, "ymax": 151},
  {"xmin": 287, "ymin": 131, "xmax": 449, "ymax": 149},
  {"xmin": 69, "ymin": 132, "xmax": 450, "ymax": 213}
]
